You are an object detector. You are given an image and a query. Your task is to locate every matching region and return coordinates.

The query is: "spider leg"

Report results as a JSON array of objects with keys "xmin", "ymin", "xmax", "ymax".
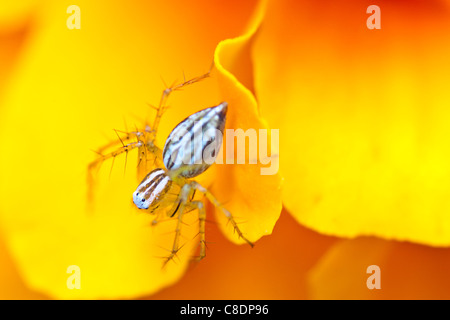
[
  {"xmin": 190, "ymin": 200, "xmax": 207, "ymax": 261},
  {"xmin": 137, "ymin": 138, "xmax": 164, "ymax": 179},
  {"xmin": 88, "ymin": 129, "xmax": 150, "ymax": 175},
  {"xmin": 188, "ymin": 181, "xmax": 254, "ymax": 248},
  {"xmin": 160, "ymin": 199, "xmax": 206, "ymax": 262},
  {"xmin": 96, "ymin": 129, "xmax": 146, "ymax": 154},
  {"xmin": 89, "ymin": 138, "xmax": 143, "ymax": 171},
  {"xmin": 162, "ymin": 184, "xmax": 193, "ymax": 267},
  {"xmin": 87, "ymin": 139, "xmax": 143, "ymax": 202},
  {"xmin": 151, "ymin": 68, "xmax": 213, "ymax": 136},
  {"xmin": 87, "ymin": 127, "xmax": 165, "ymax": 205}
]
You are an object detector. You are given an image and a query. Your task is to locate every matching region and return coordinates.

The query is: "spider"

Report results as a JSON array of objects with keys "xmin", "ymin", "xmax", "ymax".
[{"xmin": 87, "ymin": 69, "xmax": 254, "ymax": 265}]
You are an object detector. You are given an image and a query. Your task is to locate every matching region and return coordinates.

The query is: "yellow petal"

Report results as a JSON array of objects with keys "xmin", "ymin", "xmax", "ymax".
[
  {"xmin": 253, "ymin": 0, "xmax": 450, "ymax": 245},
  {"xmin": 0, "ymin": 0, "xmax": 259, "ymax": 298},
  {"xmin": 213, "ymin": 0, "xmax": 283, "ymax": 244},
  {"xmin": 0, "ymin": 235, "xmax": 47, "ymax": 299},
  {"xmin": 0, "ymin": 0, "xmax": 36, "ymax": 33}
]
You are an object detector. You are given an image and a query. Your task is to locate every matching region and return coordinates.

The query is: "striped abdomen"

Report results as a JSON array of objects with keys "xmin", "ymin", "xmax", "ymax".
[
  {"xmin": 133, "ymin": 168, "xmax": 171, "ymax": 210},
  {"xmin": 162, "ymin": 102, "xmax": 227, "ymax": 178}
]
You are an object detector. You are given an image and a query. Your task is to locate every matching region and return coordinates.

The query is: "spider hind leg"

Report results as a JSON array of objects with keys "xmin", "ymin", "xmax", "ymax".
[
  {"xmin": 189, "ymin": 181, "xmax": 254, "ymax": 248},
  {"xmin": 162, "ymin": 184, "xmax": 193, "ymax": 267},
  {"xmin": 162, "ymin": 179, "xmax": 253, "ymax": 267}
]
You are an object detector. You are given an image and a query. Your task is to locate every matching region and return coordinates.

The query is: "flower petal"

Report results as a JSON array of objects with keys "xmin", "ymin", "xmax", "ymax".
[
  {"xmin": 148, "ymin": 210, "xmax": 337, "ymax": 299},
  {"xmin": 253, "ymin": 0, "xmax": 450, "ymax": 245},
  {"xmin": 309, "ymin": 238, "xmax": 450, "ymax": 299},
  {"xmin": 0, "ymin": 0, "xmax": 260, "ymax": 298},
  {"xmin": 0, "ymin": 0, "xmax": 36, "ymax": 33},
  {"xmin": 0, "ymin": 235, "xmax": 47, "ymax": 299},
  {"xmin": 213, "ymin": 0, "xmax": 283, "ymax": 244}
]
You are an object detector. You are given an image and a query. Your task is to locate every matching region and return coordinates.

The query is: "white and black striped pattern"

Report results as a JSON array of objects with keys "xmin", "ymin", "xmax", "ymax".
[
  {"xmin": 133, "ymin": 168, "xmax": 171, "ymax": 209},
  {"xmin": 162, "ymin": 102, "xmax": 227, "ymax": 178}
]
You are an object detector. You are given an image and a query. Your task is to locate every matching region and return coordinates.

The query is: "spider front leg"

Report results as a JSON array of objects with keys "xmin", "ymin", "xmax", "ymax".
[
  {"xmin": 87, "ymin": 140, "xmax": 142, "ymax": 201},
  {"xmin": 87, "ymin": 129, "xmax": 162, "ymax": 205},
  {"xmin": 151, "ymin": 69, "xmax": 212, "ymax": 135},
  {"xmin": 189, "ymin": 200, "xmax": 207, "ymax": 261},
  {"xmin": 189, "ymin": 181, "xmax": 254, "ymax": 248},
  {"xmin": 162, "ymin": 183, "xmax": 193, "ymax": 267},
  {"xmin": 162, "ymin": 192, "xmax": 209, "ymax": 265}
]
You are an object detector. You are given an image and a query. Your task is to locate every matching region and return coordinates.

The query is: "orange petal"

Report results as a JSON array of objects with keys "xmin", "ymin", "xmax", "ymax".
[
  {"xmin": 0, "ymin": 25, "xmax": 29, "ymax": 105},
  {"xmin": 253, "ymin": 0, "xmax": 450, "ymax": 245},
  {"xmin": 213, "ymin": 0, "xmax": 283, "ymax": 244},
  {"xmin": 148, "ymin": 209, "xmax": 337, "ymax": 299},
  {"xmin": 0, "ymin": 235, "xmax": 47, "ymax": 299},
  {"xmin": 309, "ymin": 238, "xmax": 450, "ymax": 299},
  {"xmin": 0, "ymin": 0, "xmax": 36, "ymax": 33}
]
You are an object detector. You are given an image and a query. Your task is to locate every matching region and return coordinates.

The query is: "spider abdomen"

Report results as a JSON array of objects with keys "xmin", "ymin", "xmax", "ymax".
[{"xmin": 162, "ymin": 102, "xmax": 227, "ymax": 178}]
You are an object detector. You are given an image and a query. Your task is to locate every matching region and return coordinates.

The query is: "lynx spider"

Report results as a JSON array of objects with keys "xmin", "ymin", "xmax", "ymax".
[{"xmin": 88, "ymin": 69, "xmax": 254, "ymax": 265}]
